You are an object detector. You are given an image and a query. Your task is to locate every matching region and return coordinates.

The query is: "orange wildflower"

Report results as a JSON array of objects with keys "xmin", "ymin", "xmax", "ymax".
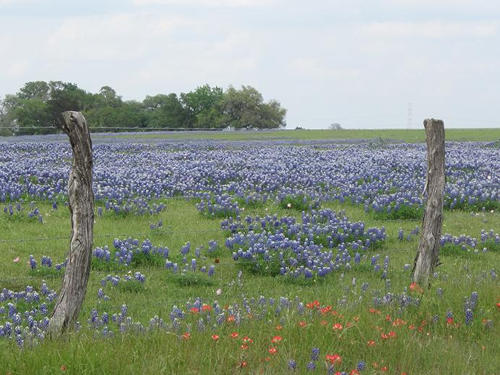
[
  {"xmin": 332, "ymin": 323, "xmax": 343, "ymax": 330},
  {"xmin": 326, "ymin": 354, "xmax": 342, "ymax": 365},
  {"xmin": 409, "ymin": 282, "xmax": 424, "ymax": 294}
]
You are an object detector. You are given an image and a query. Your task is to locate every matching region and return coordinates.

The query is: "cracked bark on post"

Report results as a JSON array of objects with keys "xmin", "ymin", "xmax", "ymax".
[
  {"xmin": 48, "ymin": 111, "xmax": 94, "ymax": 336},
  {"xmin": 412, "ymin": 118, "xmax": 445, "ymax": 288}
]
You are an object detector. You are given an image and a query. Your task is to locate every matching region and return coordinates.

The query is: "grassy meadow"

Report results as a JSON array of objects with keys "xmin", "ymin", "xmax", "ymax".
[
  {"xmin": 106, "ymin": 127, "xmax": 500, "ymax": 143},
  {"xmin": 0, "ymin": 130, "xmax": 499, "ymax": 375},
  {"xmin": 0, "ymin": 196, "xmax": 498, "ymax": 374}
]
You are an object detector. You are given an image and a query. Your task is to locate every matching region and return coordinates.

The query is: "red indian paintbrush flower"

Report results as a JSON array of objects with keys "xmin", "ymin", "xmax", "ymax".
[
  {"xmin": 326, "ymin": 354, "xmax": 342, "ymax": 365},
  {"xmin": 332, "ymin": 323, "xmax": 343, "ymax": 330}
]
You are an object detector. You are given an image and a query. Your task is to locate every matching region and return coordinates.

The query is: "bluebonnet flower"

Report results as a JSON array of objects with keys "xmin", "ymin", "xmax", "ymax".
[
  {"xmin": 29, "ymin": 255, "xmax": 36, "ymax": 270},
  {"xmin": 465, "ymin": 309, "xmax": 473, "ymax": 325},
  {"xmin": 357, "ymin": 361, "xmax": 366, "ymax": 371},
  {"xmin": 181, "ymin": 242, "xmax": 191, "ymax": 255},
  {"xmin": 15, "ymin": 334, "xmax": 24, "ymax": 348},
  {"xmin": 208, "ymin": 265, "xmax": 215, "ymax": 277},
  {"xmin": 311, "ymin": 347, "xmax": 320, "ymax": 361}
]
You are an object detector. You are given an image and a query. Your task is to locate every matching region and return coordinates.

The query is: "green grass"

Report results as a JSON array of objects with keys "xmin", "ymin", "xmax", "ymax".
[
  {"xmin": 105, "ymin": 128, "xmax": 500, "ymax": 143},
  {"xmin": 0, "ymin": 198, "xmax": 499, "ymax": 374}
]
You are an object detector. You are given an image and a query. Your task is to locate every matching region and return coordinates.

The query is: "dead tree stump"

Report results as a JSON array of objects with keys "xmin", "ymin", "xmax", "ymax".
[
  {"xmin": 412, "ymin": 118, "xmax": 445, "ymax": 288},
  {"xmin": 49, "ymin": 111, "xmax": 94, "ymax": 336}
]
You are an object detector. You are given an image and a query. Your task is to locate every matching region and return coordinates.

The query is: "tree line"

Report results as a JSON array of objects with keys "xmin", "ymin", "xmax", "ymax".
[{"xmin": 0, "ymin": 81, "xmax": 287, "ymax": 135}]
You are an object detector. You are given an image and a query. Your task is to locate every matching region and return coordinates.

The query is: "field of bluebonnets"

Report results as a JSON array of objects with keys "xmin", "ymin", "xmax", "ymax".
[{"xmin": 0, "ymin": 131, "xmax": 499, "ymax": 374}]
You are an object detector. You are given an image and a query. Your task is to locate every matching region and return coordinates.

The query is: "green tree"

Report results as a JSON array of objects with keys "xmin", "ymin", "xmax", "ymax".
[
  {"xmin": 0, "ymin": 98, "xmax": 13, "ymax": 135},
  {"xmin": 143, "ymin": 93, "xmax": 187, "ymax": 129},
  {"xmin": 0, "ymin": 95, "xmax": 20, "ymax": 134},
  {"xmin": 18, "ymin": 81, "xmax": 50, "ymax": 101},
  {"xmin": 0, "ymin": 82, "xmax": 53, "ymax": 134},
  {"xmin": 1, "ymin": 81, "xmax": 287, "ymax": 134},
  {"xmin": 14, "ymin": 99, "xmax": 53, "ymax": 134},
  {"xmin": 181, "ymin": 85, "xmax": 224, "ymax": 128},
  {"xmin": 259, "ymin": 100, "xmax": 287, "ymax": 128},
  {"xmin": 85, "ymin": 101, "xmax": 147, "ymax": 130},
  {"xmin": 94, "ymin": 86, "xmax": 122, "ymax": 108},
  {"xmin": 47, "ymin": 81, "xmax": 92, "ymax": 126},
  {"xmin": 220, "ymin": 85, "xmax": 286, "ymax": 129}
]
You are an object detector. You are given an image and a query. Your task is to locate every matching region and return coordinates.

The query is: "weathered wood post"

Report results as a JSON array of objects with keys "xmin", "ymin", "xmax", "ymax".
[
  {"xmin": 412, "ymin": 118, "xmax": 445, "ymax": 288},
  {"xmin": 49, "ymin": 111, "xmax": 94, "ymax": 335}
]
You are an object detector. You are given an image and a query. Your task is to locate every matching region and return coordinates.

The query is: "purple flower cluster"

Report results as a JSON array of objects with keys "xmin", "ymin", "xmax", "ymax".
[
  {"xmin": 0, "ymin": 283, "xmax": 57, "ymax": 347},
  {"xmin": 196, "ymin": 193, "xmax": 240, "ymax": 217},
  {"xmin": 0, "ymin": 142, "xmax": 497, "ymax": 217},
  {"xmin": 2, "ymin": 202, "xmax": 44, "ymax": 223},
  {"xmin": 222, "ymin": 209, "xmax": 386, "ymax": 278},
  {"xmin": 440, "ymin": 229, "xmax": 499, "ymax": 254},
  {"xmin": 165, "ymin": 241, "xmax": 216, "ymax": 277},
  {"xmin": 93, "ymin": 238, "xmax": 169, "ymax": 267},
  {"xmin": 28, "ymin": 255, "xmax": 67, "ymax": 271},
  {"xmin": 98, "ymin": 198, "xmax": 165, "ymax": 216},
  {"xmin": 97, "ymin": 272, "xmax": 147, "ymax": 300}
]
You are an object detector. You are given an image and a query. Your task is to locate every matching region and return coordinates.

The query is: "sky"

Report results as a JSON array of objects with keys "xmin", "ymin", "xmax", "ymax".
[{"xmin": 1, "ymin": 0, "xmax": 499, "ymax": 129}]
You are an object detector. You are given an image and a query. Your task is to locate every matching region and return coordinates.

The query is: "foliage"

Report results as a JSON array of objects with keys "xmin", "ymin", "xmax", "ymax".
[
  {"xmin": 0, "ymin": 82, "xmax": 286, "ymax": 134},
  {"xmin": 220, "ymin": 85, "xmax": 286, "ymax": 129},
  {"xmin": 278, "ymin": 194, "xmax": 319, "ymax": 211},
  {"xmin": 372, "ymin": 204, "xmax": 424, "ymax": 220}
]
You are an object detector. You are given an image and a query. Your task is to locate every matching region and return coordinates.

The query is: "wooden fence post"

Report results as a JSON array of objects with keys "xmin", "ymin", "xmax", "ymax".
[
  {"xmin": 412, "ymin": 118, "xmax": 445, "ymax": 288},
  {"xmin": 49, "ymin": 111, "xmax": 94, "ymax": 336}
]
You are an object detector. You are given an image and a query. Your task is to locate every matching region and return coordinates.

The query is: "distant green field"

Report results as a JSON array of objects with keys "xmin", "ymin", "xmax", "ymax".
[{"xmin": 108, "ymin": 128, "xmax": 500, "ymax": 143}]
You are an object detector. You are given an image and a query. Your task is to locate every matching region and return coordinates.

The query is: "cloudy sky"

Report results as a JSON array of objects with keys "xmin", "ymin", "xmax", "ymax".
[{"xmin": 1, "ymin": 0, "xmax": 499, "ymax": 129}]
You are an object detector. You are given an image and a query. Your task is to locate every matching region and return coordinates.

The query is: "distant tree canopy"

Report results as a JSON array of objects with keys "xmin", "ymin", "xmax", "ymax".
[
  {"xmin": 329, "ymin": 123, "xmax": 343, "ymax": 130},
  {"xmin": 0, "ymin": 82, "xmax": 287, "ymax": 135}
]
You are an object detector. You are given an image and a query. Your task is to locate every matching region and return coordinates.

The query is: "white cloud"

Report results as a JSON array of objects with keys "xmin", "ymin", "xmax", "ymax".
[
  {"xmin": 45, "ymin": 13, "xmax": 195, "ymax": 61},
  {"xmin": 360, "ymin": 21, "xmax": 498, "ymax": 39},
  {"xmin": 287, "ymin": 57, "xmax": 359, "ymax": 81},
  {"xmin": 6, "ymin": 61, "xmax": 30, "ymax": 77},
  {"xmin": 384, "ymin": 0, "xmax": 490, "ymax": 5},
  {"xmin": 0, "ymin": 0, "xmax": 37, "ymax": 4},
  {"xmin": 133, "ymin": 0, "xmax": 277, "ymax": 7}
]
